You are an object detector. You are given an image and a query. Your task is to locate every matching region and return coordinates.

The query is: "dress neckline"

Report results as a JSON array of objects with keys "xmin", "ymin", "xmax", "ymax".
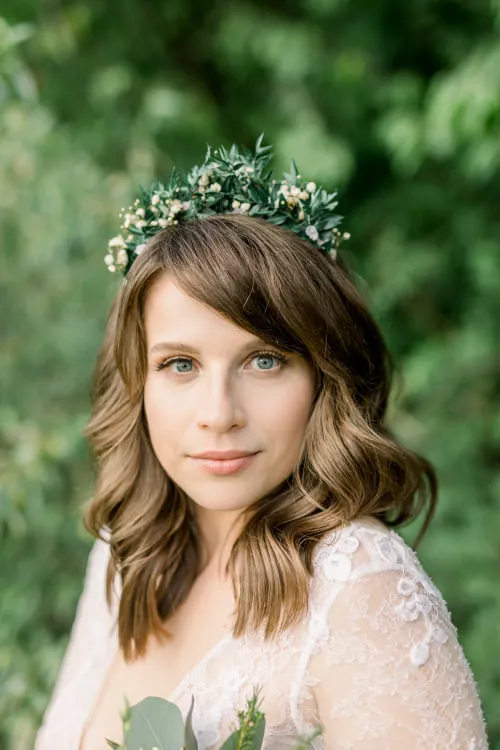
[
  {"xmin": 167, "ymin": 630, "xmax": 234, "ymax": 703},
  {"xmin": 79, "ymin": 627, "xmax": 235, "ymax": 748},
  {"xmin": 79, "ymin": 516, "xmax": 388, "ymax": 748}
]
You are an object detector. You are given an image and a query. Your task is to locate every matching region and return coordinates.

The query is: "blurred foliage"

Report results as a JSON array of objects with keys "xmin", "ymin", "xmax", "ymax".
[{"xmin": 0, "ymin": 1, "xmax": 498, "ymax": 747}]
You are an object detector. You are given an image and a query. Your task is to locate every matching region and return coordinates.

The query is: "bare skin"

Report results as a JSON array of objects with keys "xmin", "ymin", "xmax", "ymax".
[{"xmin": 79, "ymin": 570, "xmax": 236, "ymax": 750}]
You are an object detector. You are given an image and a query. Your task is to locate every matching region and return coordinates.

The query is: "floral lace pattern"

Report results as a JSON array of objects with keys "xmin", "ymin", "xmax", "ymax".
[{"xmin": 35, "ymin": 517, "xmax": 489, "ymax": 750}]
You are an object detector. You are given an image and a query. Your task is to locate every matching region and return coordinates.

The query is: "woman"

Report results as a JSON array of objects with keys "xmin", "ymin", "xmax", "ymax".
[{"xmin": 35, "ymin": 139, "xmax": 488, "ymax": 749}]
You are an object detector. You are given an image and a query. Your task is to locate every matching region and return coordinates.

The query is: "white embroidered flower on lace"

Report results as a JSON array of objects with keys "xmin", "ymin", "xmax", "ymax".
[
  {"xmin": 433, "ymin": 626, "xmax": 449, "ymax": 644},
  {"xmin": 395, "ymin": 573, "xmax": 445, "ymax": 667},
  {"xmin": 375, "ymin": 535, "xmax": 403, "ymax": 565},
  {"xmin": 397, "ymin": 576, "xmax": 417, "ymax": 596},
  {"xmin": 337, "ymin": 536, "xmax": 360, "ymax": 555},
  {"xmin": 411, "ymin": 641, "xmax": 430, "ymax": 667},
  {"xmin": 323, "ymin": 552, "xmax": 352, "ymax": 582}
]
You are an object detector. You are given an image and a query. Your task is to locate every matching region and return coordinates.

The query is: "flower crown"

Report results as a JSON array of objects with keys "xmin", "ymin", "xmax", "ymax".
[{"xmin": 105, "ymin": 134, "xmax": 350, "ymax": 275}]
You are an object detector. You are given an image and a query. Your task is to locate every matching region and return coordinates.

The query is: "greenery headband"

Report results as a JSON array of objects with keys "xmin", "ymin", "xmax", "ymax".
[{"xmin": 105, "ymin": 134, "xmax": 350, "ymax": 276}]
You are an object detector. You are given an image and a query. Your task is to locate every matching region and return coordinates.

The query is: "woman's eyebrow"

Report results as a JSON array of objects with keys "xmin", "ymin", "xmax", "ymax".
[{"xmin": 148, "ymin": 338, "xmax": 267, "ymax": 356}]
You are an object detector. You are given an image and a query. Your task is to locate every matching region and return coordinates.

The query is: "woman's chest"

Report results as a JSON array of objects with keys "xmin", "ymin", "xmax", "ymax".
[
  {"xmin": 79, "ymin": 622, "xmax": 305, "ymax": 750},
  {"xmin": 79, "ymin": 576, "xmax": 238, "ymax": 749}
]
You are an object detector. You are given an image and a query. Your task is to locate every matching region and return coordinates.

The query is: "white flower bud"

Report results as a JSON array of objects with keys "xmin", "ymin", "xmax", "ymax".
[
  {"xmin": 305, "ymin": 225, "xmax": 319, "ymax": 242},
  {"xmin": 135, "ymin": 207, "xmax": 145, "ymax": 218},
  {"xmin": 109, "ymin": 235, "xmax": 126, "ymax": 248},
  {"xmin": 159, "ymin": 218, "xmax": 169, "ymax": 228},
  {"xmin": 298, "ymin": 209, "xmax": 305, "ymax": 221},
  {"xmin": 135, "ymin": 219, "xmax": 147, "ymax": 229},
  {"xmin": 108, "ymin": 264, "xmax": 116, "ymax": 273},
  {"xmin": 104, "ymin": 253, "xmax": 114, "ymax": 266},
  {"xmin": 117, "ymin": 249, "xmax": 128, "ymax": 266},
  {"xmin": 306, "ymin": 181, "xmax": 316, "ymax": 193},
  {"xmin": 151, "ymin": 194, "xmax": 160, "ymax": 205},
  {"xmin": 290, "ymin": 185, "xmax": 301, "ymax": 197},
  {"xmin": 240, "ymin": 202, "xmax": 251, "ymax": 212},
  {"xmin": 232, "ymin": 199, "xmax": 241, "ymax": 209},
  {"xmin": 135, "ymin": 243, "xmax": 146, "ymax": 255},
  {"xmin": 299, "ymin": 191, "xmax": 309, "ymax": 201},
  {"xmin": 169, "ymin": 199, "xmax": 183, "ymax": 215}
]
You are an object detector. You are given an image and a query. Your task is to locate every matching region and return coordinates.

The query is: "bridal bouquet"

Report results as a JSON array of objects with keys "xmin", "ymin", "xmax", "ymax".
[{"xmin": 106, "ymin": 687, "xmax": 322, "ymax": 750}]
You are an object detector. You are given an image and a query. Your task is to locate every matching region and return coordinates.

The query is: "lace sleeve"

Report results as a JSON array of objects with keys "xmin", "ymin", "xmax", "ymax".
[
  {"xmin": 35, "ymin": 534, "xmax": 117, "ymax": 746},
  {"xmin": 306, "ymin": 560, "xmax": 489, "ymax": 749}
]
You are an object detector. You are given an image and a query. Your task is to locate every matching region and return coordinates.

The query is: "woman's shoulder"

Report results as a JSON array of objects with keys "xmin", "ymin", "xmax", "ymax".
[
  {"xmin": 312, "ymin": 514, "xmax": 438, "ymax": 585},
  {"xmin": 308, "ymin": 515, "xmax": 458, "ymax": 666}
]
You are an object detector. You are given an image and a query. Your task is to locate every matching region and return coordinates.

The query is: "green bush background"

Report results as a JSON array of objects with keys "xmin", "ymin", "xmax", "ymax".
[{"xmin": 0, "ymin": 2, "xmax": 498, "ymax": 747}]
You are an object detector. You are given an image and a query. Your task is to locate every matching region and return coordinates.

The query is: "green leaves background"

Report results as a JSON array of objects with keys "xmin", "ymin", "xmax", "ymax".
[{"xmin": 0, "ymin": 2, "xmax": 499, "ymax": 747}]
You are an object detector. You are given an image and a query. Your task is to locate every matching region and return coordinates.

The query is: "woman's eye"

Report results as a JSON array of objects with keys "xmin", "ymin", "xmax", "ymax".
[
  {"xmin": 155, "ymin": 351, "xmax": 289, "ymax": 374},
  {"xmin": 251, "ymin": 352, "xmax": 287, "ymax": 371}
]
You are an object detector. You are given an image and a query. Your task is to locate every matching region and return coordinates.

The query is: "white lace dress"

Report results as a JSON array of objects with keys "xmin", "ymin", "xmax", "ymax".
[{"xmin": 35, "ymin": 516, "xmax": 489, "ymax": 750}]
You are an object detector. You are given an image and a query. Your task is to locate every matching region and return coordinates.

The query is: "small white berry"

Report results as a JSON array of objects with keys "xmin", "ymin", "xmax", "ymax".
[{"xmin": 305, "ymin": 225, "xmax": 319, "ymax": 242}]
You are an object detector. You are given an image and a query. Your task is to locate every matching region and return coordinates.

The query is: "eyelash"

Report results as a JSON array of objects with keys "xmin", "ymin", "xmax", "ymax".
[{"xmin": 154, "ymin": 350, "xmax": 290, "ymax": 374}]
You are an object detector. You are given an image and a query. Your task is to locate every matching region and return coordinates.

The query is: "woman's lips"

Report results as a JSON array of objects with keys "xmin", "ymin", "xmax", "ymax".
[{"xmin": 189, "ymin": 452, "xmax": 259, "ymax": 475}]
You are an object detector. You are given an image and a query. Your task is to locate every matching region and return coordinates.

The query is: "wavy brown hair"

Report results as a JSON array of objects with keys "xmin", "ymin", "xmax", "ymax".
[{"xmin": 84, "ymin": 213, "xmax": 437, "ymax": 660}]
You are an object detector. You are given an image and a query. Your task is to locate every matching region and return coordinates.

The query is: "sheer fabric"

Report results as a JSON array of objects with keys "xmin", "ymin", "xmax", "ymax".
[{"xmin": 35, "ymin": 517, "xmax": 489, "ymax": 749}]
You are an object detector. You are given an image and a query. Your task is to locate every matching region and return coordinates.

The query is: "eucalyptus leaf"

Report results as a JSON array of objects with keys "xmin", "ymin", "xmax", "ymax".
[
  {"xmin": 218, "ymin": 729, "xmax": 240, "ymax": 750},
  {"xmin": 124, "ymin": 697, "xmax": 185, "ymax": 750},
  {"xmin": 251, "ymin": 716, "xmax": 266, "ymax": 749},
  {"xmin": 184, "ymin": 694, "xmax": 198, "ymax": 750}
]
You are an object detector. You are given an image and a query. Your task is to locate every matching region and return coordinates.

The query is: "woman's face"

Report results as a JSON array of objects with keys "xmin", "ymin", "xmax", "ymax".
[{"xmin": 143, "ymin": 273, "xmax": 316, "ymax": 516}]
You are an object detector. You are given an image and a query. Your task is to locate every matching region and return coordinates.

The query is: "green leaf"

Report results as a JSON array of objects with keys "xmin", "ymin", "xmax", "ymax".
[
  {"xmin": 218, "ymin": 729, "xmax": 240, "ymax": 750},
  {"xmin": 184, "ymin": 694, "xmax": 198, "ymax": 750},
  {"xmin": 124, "ymin": 697, "xmax": 185, "ymax": 750},
  {"xmin": 284, "ymin": 159, "xmax": 299, "ymax": 184},
  {"xmin": 251, "ymin": 716, "xmax": 266, "ymax": 749},
  {"xmin": 105, "ymin": 740, "xmax": 123, "ymax": 750}
]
